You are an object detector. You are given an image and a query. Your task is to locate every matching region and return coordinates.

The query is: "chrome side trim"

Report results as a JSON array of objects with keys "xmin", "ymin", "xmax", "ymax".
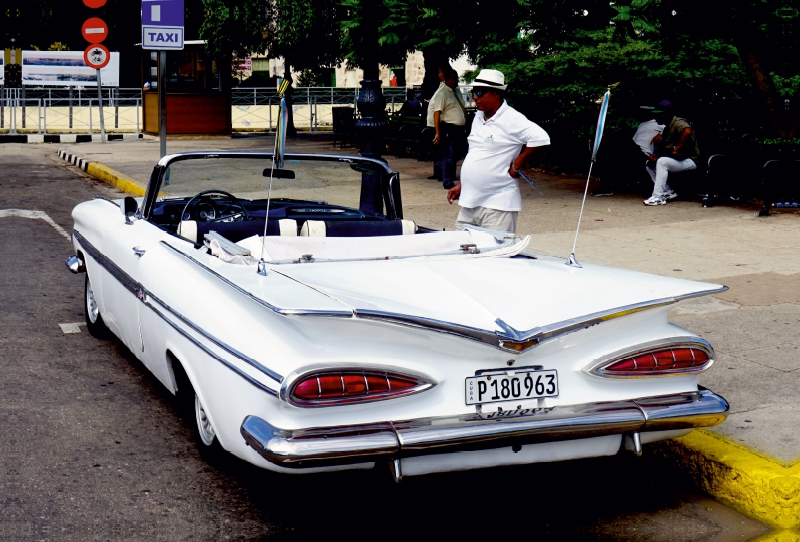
[
  {"xmin": 72, "ymin": 231, "xmax": 283, "ymax": 385},
  {"xmin": 159, "ymin": 241, "xmax": 352, "ymax": 318},
  {"xmin": 141, "ymin": 300, "xmax": 278, "ymax": 396},
  {"xmin": 674, "ymin": 286, "xmax": 729, "ymax": 301},
  {"xmin": 584, "ymin": 336, "xmax": 715, "ymax": 379},
  {"xmin": 159, "ymin": 239, "xmax": 725, "ymax": 355},
  {"xmin": 144, "ymin": 291, "xmax": 283, "ymax": 383},
  {"xmin": 356, "ymin": 309, "xmax": 501, "ymax": 346},
  {"xmin": 354, "ymin": 296, "xmax": 679, "ymax": 353},
  {"xmin": 240, "ymin": 389, "xmax": 728, "ymax": 467},
  {"xmin": 73, "ymin": 230, "xmax": 139, "ymax": 295}
]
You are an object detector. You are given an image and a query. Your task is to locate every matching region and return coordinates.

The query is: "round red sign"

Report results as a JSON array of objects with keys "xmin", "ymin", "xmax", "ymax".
[
  {"xmin": 84, "ymin": 44, "xmax": 111, "ymax": 70},
  {"xmin": 82, "ymin": 0, "xmax": 107, "ymax": 7},
  {"xmin": 81, "ymin": 17, "xmax": 108, "ymax": 44}
]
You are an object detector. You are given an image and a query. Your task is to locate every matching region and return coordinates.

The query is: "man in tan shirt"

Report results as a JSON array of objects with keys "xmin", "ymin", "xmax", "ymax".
[{"xmin": 427, "ymin": 68, "xmax": 466, "ymax": 189}]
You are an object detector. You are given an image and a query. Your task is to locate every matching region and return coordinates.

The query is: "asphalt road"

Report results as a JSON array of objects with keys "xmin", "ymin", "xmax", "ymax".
[{"xmin": 0, "ymin": 144, "xmax": 769, "ymax": 541}]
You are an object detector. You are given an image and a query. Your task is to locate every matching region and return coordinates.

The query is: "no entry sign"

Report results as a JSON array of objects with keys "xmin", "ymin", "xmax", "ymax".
[
  {"xmin": 84, "ymin": 44, "xmax": 111, "ymax": 69},
  {"xmin": 82, "ymin": 17, "xmax": 109, "ymax": 44}
]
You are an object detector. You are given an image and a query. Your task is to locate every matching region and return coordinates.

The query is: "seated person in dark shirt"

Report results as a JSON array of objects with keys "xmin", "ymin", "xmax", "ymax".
[
  {"xmin": 643, "ymin": 100, "xmax": 700, "ymax": 206},
  {"xmin": 398, "ymin": 90, "xmax": 422, "ymax": 116}
]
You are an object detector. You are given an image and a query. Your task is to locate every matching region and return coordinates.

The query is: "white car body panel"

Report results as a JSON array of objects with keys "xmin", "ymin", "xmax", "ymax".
[{"xmin": 68, "ymin": 152, "xmax": 729, "ymax": 478}]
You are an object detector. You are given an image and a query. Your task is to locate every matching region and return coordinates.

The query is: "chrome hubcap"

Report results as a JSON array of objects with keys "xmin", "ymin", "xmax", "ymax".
[
  {"xmin": 195, "ymin": 394, "xmax": 216, "ymax": 446},
  {"xmin": 86, "ymin": 280, "xmax": 99, "ymax": 324}
]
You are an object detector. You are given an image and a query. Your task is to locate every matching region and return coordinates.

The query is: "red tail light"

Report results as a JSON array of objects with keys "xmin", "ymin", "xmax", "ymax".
[
  {"xmin": 288, "ymin": 370, "xmax": 432, "ymax": 407},
  {"xmin": 592, "ymin": 345, "xmax": 713, "ymax": 377}
]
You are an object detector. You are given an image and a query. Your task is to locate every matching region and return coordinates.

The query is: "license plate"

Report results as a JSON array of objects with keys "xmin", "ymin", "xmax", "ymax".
[{"xmin": 465, "ymin": 369, "xmax": 558, "ymax": 405}]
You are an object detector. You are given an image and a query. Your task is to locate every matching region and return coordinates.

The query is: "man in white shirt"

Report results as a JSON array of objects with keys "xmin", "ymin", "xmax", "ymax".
[{"xmin": 447, "ymin": 69, "xmax": 550, "ymax": 233}]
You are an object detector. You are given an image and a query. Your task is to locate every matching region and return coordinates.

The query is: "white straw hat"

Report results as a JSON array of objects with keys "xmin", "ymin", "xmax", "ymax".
[{"xmin": 471, "ymin": 69, "xmax": 507, "ymax": 91}]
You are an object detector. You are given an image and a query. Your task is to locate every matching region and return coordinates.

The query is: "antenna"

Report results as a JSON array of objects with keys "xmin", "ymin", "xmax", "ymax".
[
  {"xmin": 257, "ymin": 78, "xmax": 290, "ymax": 276},
  {"xmin": 566, "ymin": 86, "xmax": 613, "ymax": 269}
]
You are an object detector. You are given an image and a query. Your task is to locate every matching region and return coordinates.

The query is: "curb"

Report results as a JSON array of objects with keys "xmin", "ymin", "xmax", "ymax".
[
  {"xmin": 2, "ymin": 133, "xmax": 143, "ymax": 144},
  {"xmin": 656, "ymin": 429, "xmax": 800, "ymax": 537},
  {"xmin": 57, "ymin": 149, "xmax": 148, "ymax": 197}
]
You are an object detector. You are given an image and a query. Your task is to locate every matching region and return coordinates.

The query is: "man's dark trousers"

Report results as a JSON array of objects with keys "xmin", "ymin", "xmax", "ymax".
[{"xmin": 437, "ymin": 123, "xmax": 465, "ymax": 188}]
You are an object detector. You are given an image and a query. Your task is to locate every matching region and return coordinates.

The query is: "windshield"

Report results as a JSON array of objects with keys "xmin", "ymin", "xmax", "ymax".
[{"xmin": 159, "ymin": 154, "xmax": 387, "ymax": 208}]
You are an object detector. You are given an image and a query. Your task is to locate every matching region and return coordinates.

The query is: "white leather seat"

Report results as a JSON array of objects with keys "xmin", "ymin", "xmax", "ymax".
[
  {"xmin": 178, "ymin": 219, "xmax": 298, "ymax": 243},
  {"xmin": 300, "ymin": 219, "xmax": 417, "ymax": 237}
]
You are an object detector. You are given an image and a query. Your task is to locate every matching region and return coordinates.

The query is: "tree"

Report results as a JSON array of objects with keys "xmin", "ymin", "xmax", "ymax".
[
  {"xmin": 201, "ymin": 0, "xmax": 344, "ymax": 133},
  {"xmin": 340, "ymin": 0, "xmax": 526, "ymax": 98}
]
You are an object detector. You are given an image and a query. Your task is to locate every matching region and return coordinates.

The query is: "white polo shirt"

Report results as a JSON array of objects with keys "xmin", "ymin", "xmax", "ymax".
[{"xmin": 459, "ymin": 101, "xmax": 550, "ymax": 211}]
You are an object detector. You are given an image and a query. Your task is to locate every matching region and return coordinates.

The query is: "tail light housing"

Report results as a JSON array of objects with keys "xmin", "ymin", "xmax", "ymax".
[
  {"xmin": 284, "ymin": 369, "xmax": 434, "ymax": 407},
  {"xmin": 588, "ymin": 340, "xmax": 714, "ymax": 378}
]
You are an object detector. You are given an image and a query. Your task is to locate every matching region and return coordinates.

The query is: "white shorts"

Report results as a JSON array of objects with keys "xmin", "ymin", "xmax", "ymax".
[{"xmin": 456, "ymin": 206, "xmax": 518, "ymax": 233}]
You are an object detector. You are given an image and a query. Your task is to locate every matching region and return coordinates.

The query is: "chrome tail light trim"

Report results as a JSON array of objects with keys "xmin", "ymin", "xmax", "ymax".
[
  {"xmin": 584, "ymin": 336, "xmax": 715, "ymax": 379},
  {"xmin": 279, "ymin": 365, "xmax": 436, "ymax": 408}
]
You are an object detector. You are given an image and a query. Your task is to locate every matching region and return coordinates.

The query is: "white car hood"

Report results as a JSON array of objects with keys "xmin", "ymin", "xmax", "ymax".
[{"xmin": 268, "ymin": 255, "xmax": 724, "ymax": 334}]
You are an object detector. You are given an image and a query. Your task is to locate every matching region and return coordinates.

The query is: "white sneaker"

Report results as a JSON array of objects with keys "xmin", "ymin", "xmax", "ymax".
[
  {"xmin": 643, "ymin": 196, "xmax": 666, "ymax": 206},
  {"xmin": 664, "ymin": 190, "xmax": 678, "ymax": 200}
]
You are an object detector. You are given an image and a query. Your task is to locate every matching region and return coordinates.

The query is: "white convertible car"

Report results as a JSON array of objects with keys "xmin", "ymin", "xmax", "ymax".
[{"xmin": 67, "ymin": 151, "xmax": 728, "ymax": 481}]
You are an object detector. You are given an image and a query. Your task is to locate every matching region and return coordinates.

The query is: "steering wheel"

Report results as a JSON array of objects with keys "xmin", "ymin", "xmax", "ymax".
[{"xmin": 180, "ymin": 190, "xmax": 250, "ymax": 223}]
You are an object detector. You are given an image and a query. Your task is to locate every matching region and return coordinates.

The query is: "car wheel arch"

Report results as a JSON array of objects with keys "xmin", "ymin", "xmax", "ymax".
[{"xmin": 165, "ymin": 350, "xmax": 221, "ymax": 443}]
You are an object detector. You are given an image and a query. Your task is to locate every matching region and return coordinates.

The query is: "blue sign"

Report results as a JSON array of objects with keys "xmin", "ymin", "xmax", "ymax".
[{"xmin": 142, "ymin": 0, "xmax": 184, "ymax": 50}]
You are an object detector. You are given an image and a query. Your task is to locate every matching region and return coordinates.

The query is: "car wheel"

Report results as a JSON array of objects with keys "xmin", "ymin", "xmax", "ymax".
[
  {"xmin": 84, "ymin": 275, "xmax": 109, "ymax": 338},
  {"xmin": 172, "ymin": 359, "xmax": 226, "ymax": 464}
]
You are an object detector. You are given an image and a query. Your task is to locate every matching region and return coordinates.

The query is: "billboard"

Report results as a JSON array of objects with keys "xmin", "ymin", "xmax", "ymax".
[{"xmin": 21, "ymin": 51, "xmax": 120, "ymax": 87}]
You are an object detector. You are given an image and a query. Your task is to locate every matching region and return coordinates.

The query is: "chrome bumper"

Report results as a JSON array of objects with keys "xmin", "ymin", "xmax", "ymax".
[{"xmin": 240, "ymin": 389, "xmax": 728, "ymax": 468}]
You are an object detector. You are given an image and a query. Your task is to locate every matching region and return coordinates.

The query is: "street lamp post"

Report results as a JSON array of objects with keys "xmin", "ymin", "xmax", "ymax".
[{"xmin": 354, "ymin": 1, "xmax": 386, "ymax": 216}]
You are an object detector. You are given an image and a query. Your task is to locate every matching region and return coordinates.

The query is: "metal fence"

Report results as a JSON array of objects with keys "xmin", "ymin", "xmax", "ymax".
[
  {"xmin": 0, "ymin": 87, "xmax": 142, "ymax": 134},
  {"xmin": 0, "ymin": 86, "xmax": 473, "ymax": 134}
]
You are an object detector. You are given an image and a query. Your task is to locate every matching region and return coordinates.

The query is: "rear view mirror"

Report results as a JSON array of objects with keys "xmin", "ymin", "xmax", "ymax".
[
  {"xmin": 262, "ymin": 168, "xmax": 296, "ymax": 179},
  {"xmin": 121, "ymin": 196, "xmax": 138, "ymax": 225}
]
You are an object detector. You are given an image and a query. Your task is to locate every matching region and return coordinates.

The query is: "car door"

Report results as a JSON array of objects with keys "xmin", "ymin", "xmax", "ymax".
[{"xmin": 100, "ymin": 214, "xmax": 166, "ymax": 360}]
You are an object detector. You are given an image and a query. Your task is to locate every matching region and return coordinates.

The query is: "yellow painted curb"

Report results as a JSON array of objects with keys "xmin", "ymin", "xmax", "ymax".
[
  {"xmin": 85, "ymin": 162, "xmax": 148, "ymax": 197},
  {"xmin": 657, "ymin": 429, "xmax": 800, "ymax": 530},
  {"xmin": 751, "ymin": 530, "xmax": 800, "ymax": 542}
]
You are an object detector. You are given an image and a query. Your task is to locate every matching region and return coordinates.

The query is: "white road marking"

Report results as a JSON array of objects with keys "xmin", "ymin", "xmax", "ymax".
[
  {"xmin": 59, "ymin": 322, "xmax": 86, "ymax": 334},
  {"xmin": 0, "ymin": 209, "xmax": 71, "ymax": 240}
]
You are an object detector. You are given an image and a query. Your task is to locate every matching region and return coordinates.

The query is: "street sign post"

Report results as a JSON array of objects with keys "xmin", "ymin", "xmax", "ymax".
[
  {"xmin": 82, "ymin": 4, "xmax": 109, "ymax": 142},
  {"xmin": 142, "ymin": 0, "xmax": 184, "ymax": 158}
]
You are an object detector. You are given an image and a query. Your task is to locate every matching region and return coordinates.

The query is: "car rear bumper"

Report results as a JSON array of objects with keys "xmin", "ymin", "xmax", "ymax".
[{"xmin": 240, "ymin": 389, "xmax": 728, "ymax": 468}]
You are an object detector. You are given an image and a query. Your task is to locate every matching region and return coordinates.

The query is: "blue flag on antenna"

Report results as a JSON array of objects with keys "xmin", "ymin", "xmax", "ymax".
[
  {"xmin": 275, "ymin": 78, "xmax": 290, "ymax": 168},
  {"xmin": 591, "ymin": 90, "xmax": 610, "ymax": 162}
]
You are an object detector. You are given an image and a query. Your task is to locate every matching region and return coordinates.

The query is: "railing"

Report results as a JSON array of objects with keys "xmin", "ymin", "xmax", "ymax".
[
  {"xmin": 0, "ymin": 87, "xmax": 142, "ymax": 134},
  {"xmin": 0, "ymin": 85, "xmax": 473, "ymax": 134}
]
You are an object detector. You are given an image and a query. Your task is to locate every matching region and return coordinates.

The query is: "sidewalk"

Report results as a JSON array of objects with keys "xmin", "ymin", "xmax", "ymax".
[{"xmin": 60, "ymin": 134, "xmax": 800, "ymax": 532}]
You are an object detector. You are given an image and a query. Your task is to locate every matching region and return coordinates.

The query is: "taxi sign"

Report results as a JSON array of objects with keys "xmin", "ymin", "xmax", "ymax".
[
  {"xmin": 84, "ymin": 44, "xmax": 111, "ymax": 69},
  {"xmin": 142, "ymin": 0, "xmax": 184, "ymax": 50},
  {"xmin": 82, "ymin": 17, "xmax": 109, "ymax": 44}
]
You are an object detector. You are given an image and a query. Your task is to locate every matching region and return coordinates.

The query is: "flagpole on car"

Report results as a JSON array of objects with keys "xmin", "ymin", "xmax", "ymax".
[
  {"xmin": 566, "ymin": 86, "xmax": 613, "ymax": 269},
  {"xmin": 258, "ymin": 78, "xmax": 290, "ymax": 276}
]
